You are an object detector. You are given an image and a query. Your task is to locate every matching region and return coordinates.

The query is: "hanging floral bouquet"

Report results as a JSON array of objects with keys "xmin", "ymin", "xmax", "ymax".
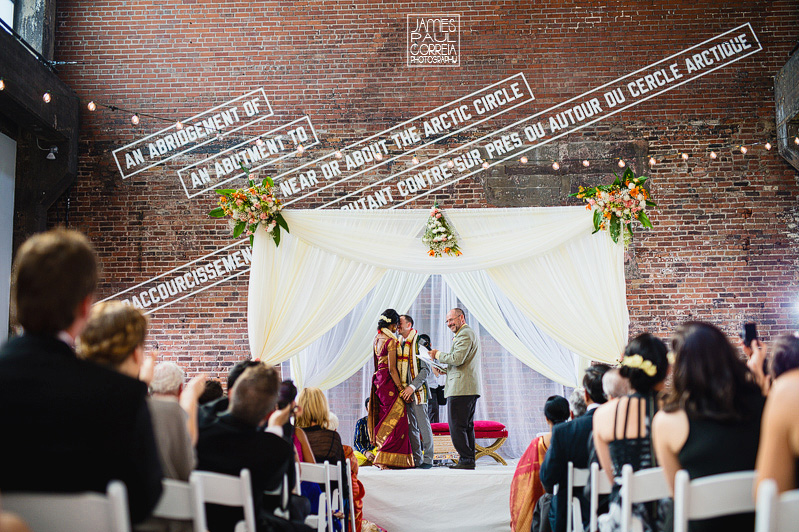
[
  {"xmin": 422, "ymin": 203, "xmax": 462, "ymax": 257},
  {"xmin": 208, "ymin": 166, "xmax": 289, "ymax": 246},
  {"xmin": 570, "ymin": 167, "xmax": 655, "ymax": 245}
]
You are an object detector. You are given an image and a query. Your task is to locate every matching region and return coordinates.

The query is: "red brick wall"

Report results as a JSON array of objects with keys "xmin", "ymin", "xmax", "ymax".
[{"xmin": 45, "ymin": 1, "xmax": 799, "ymax": 447}]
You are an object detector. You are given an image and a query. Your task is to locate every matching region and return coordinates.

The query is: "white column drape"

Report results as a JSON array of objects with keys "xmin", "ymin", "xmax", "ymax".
[
  {"xmin": 248, "ymin": 207, "xmax": 628, "ymax": 371},
  {"xmin": 289, "ymin": 270, "xmax": 429, "ymax": 389}
]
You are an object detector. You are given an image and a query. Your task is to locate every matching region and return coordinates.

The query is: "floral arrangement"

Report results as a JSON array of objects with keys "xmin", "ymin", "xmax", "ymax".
[
  {"xmin": 208, "ymin": 166, "xmax": 288, "ymax": 246},
  {"xmin": 422, "ymin": 203, "xmax": 462, "ymax": 257},
  {"xmin": 570, "ymin": 167, "xmax": 655, "ymax": 245}
]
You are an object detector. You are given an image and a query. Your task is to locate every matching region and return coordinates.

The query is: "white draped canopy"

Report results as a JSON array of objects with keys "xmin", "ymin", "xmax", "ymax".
[{"xmin": 248, "ymin": 206, "xmax": 629, "ymax": 388}]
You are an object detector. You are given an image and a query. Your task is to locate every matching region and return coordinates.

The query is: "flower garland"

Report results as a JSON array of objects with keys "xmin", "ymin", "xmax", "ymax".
[
  {"xmin": 208, "ymin": 166, "xmax": 289, "ymax": 246},
  {"xmin": 570, "ymin": 167, "xmax": 656, "ymax": 245},
  {"xmin": 422, "ymin": 203, "xmax": 462, "ymax": 257}
]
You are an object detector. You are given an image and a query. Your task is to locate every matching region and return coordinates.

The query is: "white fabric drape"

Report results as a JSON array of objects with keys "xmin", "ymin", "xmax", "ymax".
[
  {"xmin": 289, "ymin": 270, "xmax": 429, "ymax": 389},
  {"xmin": 249, "ymin": 207, "xmax": 628, "ymax": 369}
]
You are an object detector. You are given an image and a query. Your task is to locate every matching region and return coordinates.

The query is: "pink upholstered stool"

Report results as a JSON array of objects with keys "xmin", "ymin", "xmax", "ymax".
[{"xmin": 430, "ymin": 420, "xmax": 509, "ymax": 465}]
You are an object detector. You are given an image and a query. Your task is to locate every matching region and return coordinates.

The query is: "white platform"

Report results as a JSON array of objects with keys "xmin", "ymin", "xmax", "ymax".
[{"xmin": 359, "ymin": 459, "xmax": 516, "ymax": 532}]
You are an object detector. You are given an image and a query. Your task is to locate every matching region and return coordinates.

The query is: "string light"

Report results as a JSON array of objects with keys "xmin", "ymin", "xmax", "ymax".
[
  {"xmin": 131, "ymin": 114, "xmax": 140, "ymax": 125},
  {"xmin": 552, "ymin": 161, "xmax": 560, "ymax": 170},
  {"xmin": 794, "ymin": 137, "xmax": 799, "ymax": 145},
  {"xmin": 765, "ymin": 142, "xmax": 772, "ymax": 151},
  {"xmin": 0, "ymin": 78, "xmax": 4, "ymax": 90},
  {"xmin": 411, "ymin": 155, "xmax": 419, "ymax": 165},
  {"xmin": 710, "ymin": 151, "xmax": 717, "ymax": 159},
  {"xmin": 681, "ymin": 152, "xmax": 689, "ymax": 160},
  {"xmin": 87, "ymin": 101, "xmax": 96, "ymax": 111},
  {"xmin": 582, "ymin": 160, "xmax": 590, "ymax": 167},
  {"xmin": 446, "ymin": 160, "xmax": 455, "ymax": 168},
  {"xmin": 296, "ymin": 144, "xmax": 304, "ymax": 155},
  {"xmin": 481, "ymin": 161, "xmax": 490, "ymax": 169},
  {"xmin": 740, "ymin": 146, "xmax": 748, "ymax": 154},
  {"xmin": 255, "ymin": 138, "xmax": 264, "ymax": 147},
  {"xmin": 334, "ymin": 150, "xmax": 343, "ymax": 159},
  {"xmin": 618, "ymin": 159, "xmax": 626, "ymax": 167},
  {"xmin": 42, "ymin": 92, "xmax": 51, "ymax": 103},
  {"xmin": 175, "ymin": 121, "xmax": 183, "ymax": 130},
  {"xmin": 519, "ymin": 156, "xmax": 528, "ymax": 164},
  {"xmin": 648, "ymin": 157, "xmax": 656, "ymax": 166},
  {"xmin": 375, "ymin": 152, "xmax": 383, "ymax": 161}
]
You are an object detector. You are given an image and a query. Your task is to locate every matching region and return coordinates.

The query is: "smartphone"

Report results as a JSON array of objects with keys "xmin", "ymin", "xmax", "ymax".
[{"xmin": 742, "ymin": 322, "xmax": 758, "ymax": 347}]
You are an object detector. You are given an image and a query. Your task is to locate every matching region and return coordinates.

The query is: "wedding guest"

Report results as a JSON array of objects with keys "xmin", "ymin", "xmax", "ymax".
[
  {"xmin": 367, "ymin": 309, "xmax": 414, "ymax": 468},
  {"xmin": 0, "ymin": 229, "xmax": 162, "ymax": 524},
  {"xmin": 199, "ymin": 379, "xmax": 224, "ymax": 405},
  {"xmin": 510, "ymin": 395, "xmax": 570, "ymax": 532},
  {"xmin": 353, "ymin": 398, "xmax": 376, "ymax": 466},
  {"xmin": 199, "ymin": 359, "xmax": 261, "ymax": 423},
  {"xmin": 541, "ymin": 365, "xmax": 609, "ymax": 532},
  {"xmin": 569, "ymin": 387, "xmax": 587, "ymax": 418},
  {"xmin": 296, "ymin": 387, "xmax": 346, "ymax": 465},
  {"xmin": 653, "ymin": 322, "xmax": 765, "ymax": 532},
  {"xmin": 602, "ymin": 367, "xmax": 631, "ymax": 400},
  {"xmin": 593, "ymin": 334, "xmax": 669, "ymax": 532},
  {"xmin": 756, "ymin": 368, "xmax": 799, "ymax": 493},
  {"xmin": 769, "ymin": 333, "xmax": 799, "ymax": 379}
]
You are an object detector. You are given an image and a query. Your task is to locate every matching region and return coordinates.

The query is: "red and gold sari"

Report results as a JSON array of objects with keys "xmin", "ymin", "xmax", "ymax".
[
  {"xmin": 367, "ymin": 329, "xmax": 414, "ymax": 469},
  {"xmin": 510, "ymin": 435, "xmax": 548, "ymax": 532}
]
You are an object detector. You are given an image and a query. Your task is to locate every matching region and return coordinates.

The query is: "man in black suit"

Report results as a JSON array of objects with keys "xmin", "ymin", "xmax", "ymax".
[
  {"xmin": 197, "ymin": 363, "xmax": 309, "ymax": 532},
  {"xmin": 540, "ymin": 365, "xmax": 609, "ymax": 532},
  {"xmin": 0, "ymin": 229, "xmax": 163, "ymax": 523}
]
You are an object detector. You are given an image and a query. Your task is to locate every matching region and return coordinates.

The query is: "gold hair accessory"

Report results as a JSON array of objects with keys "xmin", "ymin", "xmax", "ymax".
[
  {"xmin": 622, "ymin": 353, "xmax": 657, "ymax": 377},
  {"xmin": 379, "ymin": 314, "xmax": 390, "ymax": 322},
  {"xmin": 666, "ymin": 351, "xmax": 676, "ymax": 365}
]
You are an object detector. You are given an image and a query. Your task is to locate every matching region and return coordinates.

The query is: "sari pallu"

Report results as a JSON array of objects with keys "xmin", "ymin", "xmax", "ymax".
[
  {"xmin": 510, "ymin": 435, "xmax": 548, "ymax": 532},
  {"xmin": 367, "ymin": 331, "xmax": 414, "ymax": 469}
]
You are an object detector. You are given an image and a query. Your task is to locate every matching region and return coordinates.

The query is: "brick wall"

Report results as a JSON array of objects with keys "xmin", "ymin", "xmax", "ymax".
[{"xmin": 43, "ymin": 1, "xmax": 799, "ymax": 453}]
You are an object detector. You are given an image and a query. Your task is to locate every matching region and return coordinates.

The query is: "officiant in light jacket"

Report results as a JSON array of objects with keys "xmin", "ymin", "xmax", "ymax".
[{"xmin": 429, "ymin": 307, "xmax": 482, "ymax": 470}]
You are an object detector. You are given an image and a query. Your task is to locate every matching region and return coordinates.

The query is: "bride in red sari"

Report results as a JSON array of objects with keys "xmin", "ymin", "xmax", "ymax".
[{"xmin": 367, "ymin": 309, "xmax": 414, "ymax": 469}]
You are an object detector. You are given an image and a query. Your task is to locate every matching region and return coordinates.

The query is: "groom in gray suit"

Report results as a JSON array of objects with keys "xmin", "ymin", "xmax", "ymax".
[
  {"xmin": 430, "ymin": 307, "xmax": 481, "ymax": 470},
  {"xmin": 398, "ymin": 314, "xmax": 434, "ymax": 469}
]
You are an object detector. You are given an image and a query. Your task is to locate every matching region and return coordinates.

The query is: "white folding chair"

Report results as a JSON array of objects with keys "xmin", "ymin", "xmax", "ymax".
[
  {"xmin": 589, "ymin": 462, "xmax": 613, "ymax": 532},
  {"xmin": 345, "ymin": 459, "xmax": 358, "ymax": 532},
  {"xmin": 619, "ymin": 465, "xmax": 669, "ymax": 532},
  {"xmin": 152, "ymin": 478, "xmax": 204, "ymax": 532},
  {"xmin": 326, "ymin": 462, "xmax": 346, "ymax": 531},
  {"xmin": 673, "ymin": 469, "xmax": 757, "ymax": 532},
  {"xmin": 191, "ymin": 469, "xmax": 257, "ymax": 532},
  {"xmin": 566, "ymin": 461, "xmax": 590, "ymax": 532},
  {"xmin": 755, "ymin": 479, "xmax": 799, "ymax": 532},
  {"xmin": 298, "ymin": 461, "xmax": 334, "ymax": 532},
  {"xmin": 2, "ymin": 480, "xmax": 130, "ymax": 532},
  {"xmin": 264, "ymin": 473, "xmax": 290, "ymax": 519}
]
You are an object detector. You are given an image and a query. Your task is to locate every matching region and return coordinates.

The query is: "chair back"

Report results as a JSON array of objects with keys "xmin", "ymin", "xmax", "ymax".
[
  {"xmin": 151, "ymin": 478, "xmax": 204, "ymax": 532},
  {"xmin": 619, "ymin": 465, "xmax": 668, "ymax": 532},
  {"xmin": 2, "ymin": 480, "xmax": 130, "ymax": 532},
  {"xmin": 299, "ymin": 461, "xmax": 334, "ymax": 532},
  {"xmin": 566, "ymin": 461, "xmax": 590, "ymax": 532},
  {"xmin": 191, "ymin": 469, "xmax": 257, "ymax": 532},
  {"xmin": 326, "ymin": 462, "xmax": 345, "ymax": 529},
  {"xmin": 673, "ymin": 469, "xmax": 756, "ymax": 532},
  {"xmin": 345, "ymin": 459, "xmax": 358, "ymax": 532},
  {"xmin": 755, "ymin": 479, "xmax": 799, "ymax": 532},
  {"xmin": 589, "ymin": 462, "xmax": 613, "ymax": 532}
]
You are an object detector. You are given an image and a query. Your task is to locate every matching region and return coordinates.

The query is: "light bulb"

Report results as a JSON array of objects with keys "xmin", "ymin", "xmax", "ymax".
[
  {"xmin": 552, "ymin": 161, "xmax": 560, "ymax": 170},
  {"xmin": 795, "ymin": 137, "xmax": 799, "ymax": 145},
  {"xmin": 710, "ymin": 151, "xmax": 717, "ymax": 159},
  {"xmin": 765, "ymin": 142, "xmax": 772, "ymax": 151},
  {"xmin": 520, "ymin": 156, "xmax": 528, "ymax": 164},
  {"xmin": 648, "ymin": 157, "xmax": 656, "ymax": 166},
  {"xmin": 375, "ymin": 152, "xmax": 383, "ymax": 161},
  {"xmin": 335, "ymin": 150, "xmax": 343, "ymax": 159},
  {"xmin": 681, "ymin": 152, "xmax": 689, "ymax": 160},
  {"xmin": 447, "ymin": 160, "xmax": 455, "ymax": 168},
  {"xmin": 296, "ymin": 144, "xmax": 304, "ymax": 154},
  {"xmin": 42, "ymin": 92, "xmax": 51, "ymax": 103},
  {"xmin": 411, "ymin": 156, "xmax": 419, "ymax": 165},
  {"xmin": 740, "ymin": 146, "xmax": 748, "ymax": 154},
  {"xmin": 0, "ymin": 78, "xmax": 5, "ymax": 90},
  {"xmin": 255, "ymin": 138, "xmax": 264, "ymax": 147},
  {"xmin": 582, "ymin": 160, "xmax": 590, "ymax": 167},
  {"xmin": 87, "ymin": 101, "xmax": 96, "ymax": 111},
  {"xmin": 618, "ymin": 159, "xmax": 626, "ymax": 167},
  {"xmin": 481, "ymin": 161, "xmax": 490, "ymax": 169},
  {"xmin": 175, "ymin": 121, "xmax": 183, "ymax": 130},
  {"xmin": 131, "ymin": 114, "xmax": 140, "ymax": 125}
]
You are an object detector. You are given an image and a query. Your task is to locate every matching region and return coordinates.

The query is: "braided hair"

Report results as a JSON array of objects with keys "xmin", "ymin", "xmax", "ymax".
[{"xmin": 78, "ymin": 301, "xmax": 147, "ymax": 367}]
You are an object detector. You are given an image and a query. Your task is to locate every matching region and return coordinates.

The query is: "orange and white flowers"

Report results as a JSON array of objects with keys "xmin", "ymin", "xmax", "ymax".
[
  {"xmin": 571, "ymin": 167, "xmax": 655, "ymax": 245},
  {"xmin": 422, "ymin": 203, "xmax": 462, "ymax": 258},
  {"xmin": 208, "ymin": 166, "xmax": 288, "ymax": 246}
]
